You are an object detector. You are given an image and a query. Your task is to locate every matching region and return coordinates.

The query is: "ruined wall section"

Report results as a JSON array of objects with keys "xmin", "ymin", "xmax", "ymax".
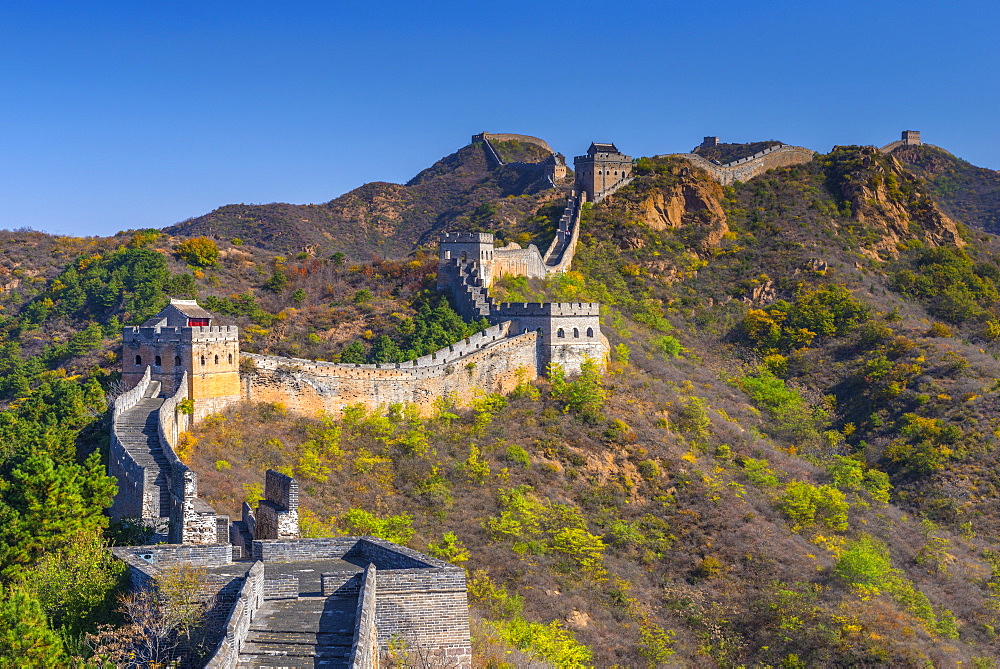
[
  {"xmin": 667, "ymin": 144, "xmax": 816, "ymax": 185},
  {"xmin": 242, "ymin": 327, "xmax": 539, "ymax": 418},
  {"xmin": 254, "ymin": 469, "xmax": 299, "ymax": 540}
]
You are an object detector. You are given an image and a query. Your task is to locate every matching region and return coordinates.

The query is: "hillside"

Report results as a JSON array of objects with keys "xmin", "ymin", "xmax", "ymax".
[
  {"xmin": 893, "ymin": 143, "xmax": 1000, "ymax": 235},
  {"xmin": 180, "ymin": 146, "xmax": 1000, "ymax": 665},
  {"xmin": 165, "ymin": 139, "xmax": 564, "ymax": 259},
  {"xmin": 8, "ymin": 135, "xmax": 1000, "ymax": 665}
]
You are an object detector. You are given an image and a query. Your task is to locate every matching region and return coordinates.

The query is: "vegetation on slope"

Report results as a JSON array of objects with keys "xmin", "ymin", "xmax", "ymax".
[
  {"xmin": 166, "ymin": 139, "xmax": 565, "ymax": 259},
  {"xmin": 8, "ymin": 135, "xmax": 1000, "ymax": 665},
  {"xmin": 895, "ymin": 144, "xmax": 1000, "ymax": 234}
]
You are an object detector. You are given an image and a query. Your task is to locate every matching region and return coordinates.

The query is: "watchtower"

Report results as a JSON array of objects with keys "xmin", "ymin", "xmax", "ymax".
[
  {"xmin": 437, "ymin": 232, "xmax": 497, "ymax": 289},
  {"xmin": 122, "ymin": 299, "xmax": 241, "ymax": 420},
  {"xmin": 573, "ymin": 142, "xmax": 633, "ymax": 201},
  {"xmin": 700, "ymin": 136, "xmax": 720, "ymax": 149},
  {"xmin": 902, "ymin": 130, "xmax": 922, "ymax": 146}
]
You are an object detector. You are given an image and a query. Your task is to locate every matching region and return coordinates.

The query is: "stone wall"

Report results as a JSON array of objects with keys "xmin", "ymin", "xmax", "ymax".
[
  {"xmin": 204, "ymin": 561, "xmax": 264, "ymax": 669},
  {"xmin": 254, "ymin": 469, "xmax": 299, "ymax": 540},
  {"xmin": 109, "ymin": 367, "xmax": 157, "ymax": 519},
  {"xmin": 113, "ymin": 543, "xmax": 234, "ymax": 568},
  {"xmin": 252, "ymin": 537, "xmax": 359, "ymax": 562},
  {"xmin": 667, "ymin": 144, "xmax": 816, "ymax": 185},
  {"xmin": 242, "ymin": 328, "xmax": 539, "ymax": 418},
  {"xmin": 471, "ymin": 132, "xmax": 554, "ymax": 154},
  {"xmin": 322, "ymin": 570, "xmax": 366, "ymax": 597},
  {"xmin": 374, "ymin": 568, "xmax": 471, "ymax": 667},
  {"xmin": 158, "ymin": 375, "xmax": 221, "ymax": 544},
  {"xmin": 349, "ymin": 565, "xmax": 379, "ymax": 669}
]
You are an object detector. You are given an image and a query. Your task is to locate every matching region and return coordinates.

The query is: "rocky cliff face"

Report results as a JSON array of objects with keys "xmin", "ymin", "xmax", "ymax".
[
  {"xmin": 832, "ymin": 148, "xmax": 963, "ymax": 259},
  {"xmin": 636, "ymin": 176, "xmax": 729, "ymax": 250}
]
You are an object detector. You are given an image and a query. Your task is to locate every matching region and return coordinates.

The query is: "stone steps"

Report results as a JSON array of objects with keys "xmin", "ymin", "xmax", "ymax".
[
  {"xmin": 115, "ymin": 394, "xmax": 171, "ymax": 516},
  {"xmin": 236, "ymin": 596, "xmax": 356, "ymax": 669}
]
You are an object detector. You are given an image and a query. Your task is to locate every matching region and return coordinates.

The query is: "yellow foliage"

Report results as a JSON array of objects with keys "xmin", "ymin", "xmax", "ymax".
[{"xmin": 174, "ymin": 432, "xmax": 197, "ymax": 463}]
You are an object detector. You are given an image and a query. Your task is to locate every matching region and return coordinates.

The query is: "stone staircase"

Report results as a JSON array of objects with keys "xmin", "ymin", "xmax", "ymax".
[
  {"xmin": 114, "ymin": 381, "xmax": 171, "ymax": 518},
  {"xmin": 236, "ymin": 596, "xmax": 357, "ymax": 669}
]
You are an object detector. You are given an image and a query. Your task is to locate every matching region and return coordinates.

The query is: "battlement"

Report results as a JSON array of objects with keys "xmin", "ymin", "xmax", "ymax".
[
  {"xmin": 498, "ymin": 302, "xmax": 602, "ymax": 317},
  {"xmin": 126, "ymin": 324, "xmax": 240, "ymax": 339},
  {"xmin": 440, "ymin": 231, "xmax": 494, "ymax": 244}
]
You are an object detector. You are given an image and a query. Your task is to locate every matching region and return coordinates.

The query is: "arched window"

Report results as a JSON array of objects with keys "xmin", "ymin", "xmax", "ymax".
[
  {"xmin": 573, "ymin": 328, "xmax": 579, "ymax": 338},
  {"xmin": 135, "ymin": 355, "xmax": 142, "ymax": 366},
  {"xmin": 174, "ymin": 356, "xmax": 181, "ymax": 366},
  {"xmin": 214, "ymin": 355, "xmax": 219, "ymax": 365},
  {"xmin": 228, "ymin": 353, "xmax": 233, "ymax": 364},
  {"xmin": 557, "ymin": 328, "xmax": 565, "ymax": 338},
  {"xmin": 586, "ymin": 327, "xmax": 594, "ymax": 338},
  {"xmin": 201, "ymin": 355, "xmax": 206, "ymax": 366},
  {"xmin": 154, "ymin": 355, "xmax": 162, "ymax": 366}
]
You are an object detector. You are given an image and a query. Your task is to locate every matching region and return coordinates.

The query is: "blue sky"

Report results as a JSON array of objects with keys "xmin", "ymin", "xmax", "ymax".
[{"xmin": 1, "ymin": 0, "xmax": 998, "ymax": 237}]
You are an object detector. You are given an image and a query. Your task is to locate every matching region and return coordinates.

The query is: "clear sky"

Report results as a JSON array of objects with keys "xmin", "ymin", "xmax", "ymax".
[{"xmin": 2, "ymin": 0, "xmax": 998, "ymax": 237}]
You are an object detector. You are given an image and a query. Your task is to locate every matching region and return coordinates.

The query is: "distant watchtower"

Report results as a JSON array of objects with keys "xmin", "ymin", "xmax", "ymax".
[
  {"xmin": 902, "ymin": 130, "xmax": 922, "ymax": 146},
  {"xmin": 122, "ymin": 299, "xmax": 241, "ymax": 420},
  {"xmin": 573, "ymin": 142, "xmax": 633, "ymax": 201}
]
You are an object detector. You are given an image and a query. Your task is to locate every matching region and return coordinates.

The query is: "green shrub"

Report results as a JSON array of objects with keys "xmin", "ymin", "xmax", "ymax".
[
  {"xmin": 741, "ymin": 457, "xmax": 780, "ymax": 487},
  {"xmin": 834, "ymin": 534, "xmax": 959, "ymax": 638},
  {"xmin": 778, "ymin": 481, "xmax": 848, "ymax": 532},
  {"xmin": 505, "ymin": 444, "xmax": 531, "ymax": 468},
  {"xmin": 339, "ymin": 508, "xmax": 414, "ymax": 545},
  {"xmin": 486, "ymin": 618, "xmax": 593, "ymax": 666},
  {"xmin": 637, "ymin": 459, "xmax": 661, "ymax": 480},
  {"xmin": 548, "ymin": 359, "xmax": 606, "ymax": 423},
  {"xmin": 426, "ymin": 532, "xmax": 469, "ymax": 564},
  {"xmin": 652, "ymin": 335, "xmax": 683, "ymax": 358},
  {"xmin": 826, "ymin": 455, "xmax": 891, "ymax": 503}
]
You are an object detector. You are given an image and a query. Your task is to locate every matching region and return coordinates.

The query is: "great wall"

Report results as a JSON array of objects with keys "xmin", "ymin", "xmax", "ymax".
[{"xmin": 107, "ymin": 131, "xmax": 923, "ymax": 666}]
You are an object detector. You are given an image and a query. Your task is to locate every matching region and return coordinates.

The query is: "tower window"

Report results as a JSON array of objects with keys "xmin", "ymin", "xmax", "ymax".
[
  {"xmin": 174, "ymin": 356, "xmax": 181, "ymax": 366},
  {"xmin": 557, "ymin": 328, "xmax": 565, "ymax": 338},
  {"xmin": 228, "ymin": 353, "xmax": 233, "ymax": 364},
  {"xmin": 201, "ymin": 356, "xmax": 206, "ymax": 366},
  {"xmin": 214, "ymin": 355, "xmax": 219, "ymax": 365},
  {"xmin": 154, "ymin": 355, "xmax": 162, "ymax": 367},
  {"xmin": 135, "ymin": 355, "xmax": 142, "ymax": 366},
  {"xmin": 587, "ymin": 327, "xmax": 594, "ymax": 337},
  {"xmin": 573, "ymin": 328, "xmax": 579, "ymax": 338}
]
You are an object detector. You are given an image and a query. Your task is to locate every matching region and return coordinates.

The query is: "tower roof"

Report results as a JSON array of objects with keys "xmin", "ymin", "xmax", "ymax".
[
  {"xmin": 167, "ymin": 299, "xmax": 213, "ymax": 319},
  {"xmin": 141, "ymin": 299, "xmax": 215, "ymax": 327},
  {"xmin": 588, "ymin": 142, "xmax": 620, "ymax": 155}
]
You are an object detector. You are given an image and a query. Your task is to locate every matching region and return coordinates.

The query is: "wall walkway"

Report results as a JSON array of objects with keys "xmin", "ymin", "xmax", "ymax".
[{"xmin": 664, "ymin": 144, "xmax": 816, "ymax": 185}]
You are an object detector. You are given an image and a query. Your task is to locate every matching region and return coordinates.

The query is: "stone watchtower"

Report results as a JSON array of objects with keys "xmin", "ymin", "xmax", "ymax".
[
  {"xmin": 122, "ymin": 299, "xmax": 241, "ymax": 420},
  {"xmin": 436, "ymin": 232, "xmax": 497, "ymax": 290},
  {"xmin": 573, "ymin": 142, "xmax": 633, "ymax": 201}
]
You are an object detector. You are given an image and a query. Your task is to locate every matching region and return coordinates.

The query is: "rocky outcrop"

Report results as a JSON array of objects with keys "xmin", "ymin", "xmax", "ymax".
[
  {"xmin": 635, "ymin": 175, "xmax": 730, "ymax": 250},
  {"xmin": 836, "ymin": 149, "xmax": 964, "ymax": 259}
]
